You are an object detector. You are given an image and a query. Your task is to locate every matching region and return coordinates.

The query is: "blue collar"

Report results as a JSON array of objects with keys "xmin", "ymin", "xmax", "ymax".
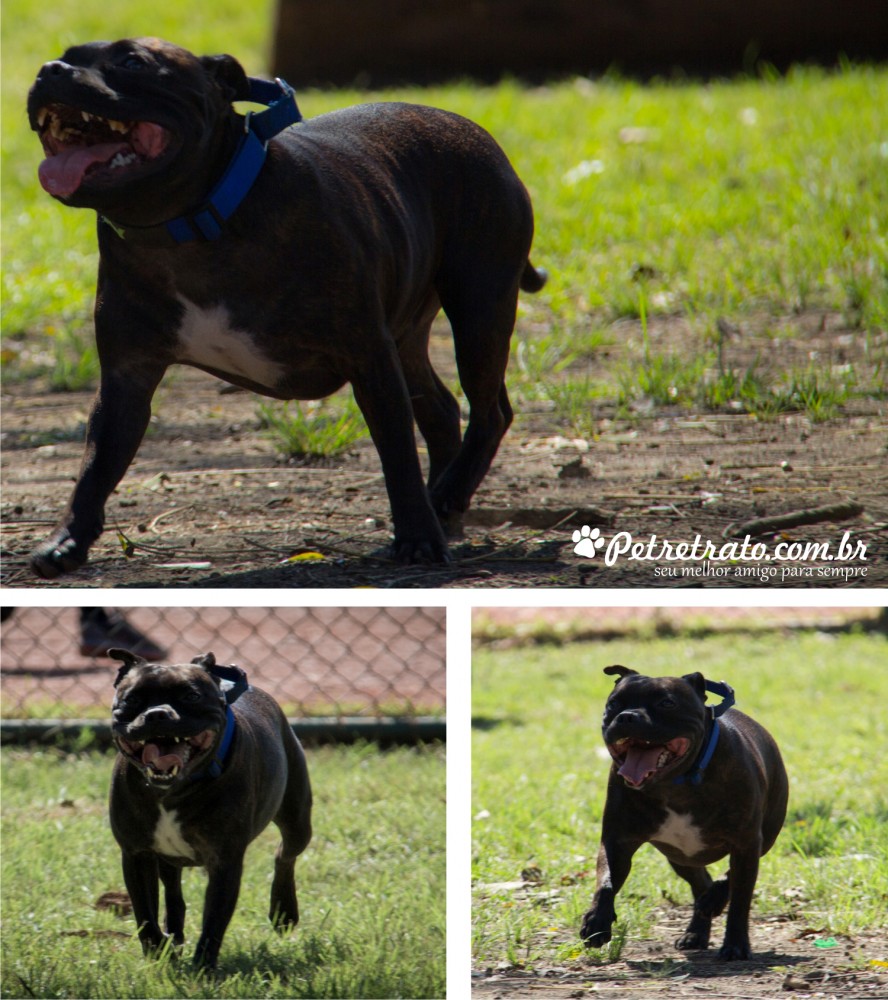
[
  {"xmin": 191, "ymin": 704, "xmax": 236, "ymax": 781},
  {"xmin": 101, "ymin": 76, "xmax": 301, "ymax": 246},
  {"xmin": 673, "ymin": 679, "xmax": 735, "ymax": 786}
]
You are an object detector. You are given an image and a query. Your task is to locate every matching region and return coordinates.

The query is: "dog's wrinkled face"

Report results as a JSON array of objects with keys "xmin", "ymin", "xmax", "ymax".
[
  {"xmin": 112, "ymin": 658, "xmax": 227, "ymax": 790},
  {"xmin": 27, "ymin": 37, "xmax": 248, "ymax": 218},
  {"xmin": 601, "ymin": 666, "xmax": 709, "ymax": 790}
]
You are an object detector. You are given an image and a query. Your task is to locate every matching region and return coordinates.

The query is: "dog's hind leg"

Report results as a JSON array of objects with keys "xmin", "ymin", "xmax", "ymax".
[
  {"xmin": 670, "ymin": 862, "xmax": 724, "ymax": 951},
  {"xmin": 269, "ymin": 842, "xmax": 300, "ymax": 930},
  {"xmin": 430, "ymin": 269, "xmax": 520, "ymax": 526},
  {"xmin": 269, "ymin": 739, "xmax": 313, "ymax": 931},
  {"xmin": 398, "ymin": 315, "xmax": 463, "ymax": 492},
  {"xmin": 351, "ymin": 334, "xmax": 451, "ymax": 562}
]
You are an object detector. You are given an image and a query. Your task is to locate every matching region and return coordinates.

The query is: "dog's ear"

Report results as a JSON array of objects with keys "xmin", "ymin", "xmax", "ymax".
[
  {"xmin": 192, "ymin": 653, "xmax": 249, "ymax": 703},
  {"xmin": 604, "ymin": 664, "xmax": 638, "ymax": 682},
  {"xmin": 200, "ymin": 54, "xmax": 251, "ymax": 103},
  {"xmin": 200, "ymin": 657, "xmax": 250, "ymax": 705},
  {"xmin": 109, "ymin": 647, "xmax": 146, "ymax": 687},
  {"xmin": 681, "ymin": 671, "xmax": 707, "ymax": 700}
]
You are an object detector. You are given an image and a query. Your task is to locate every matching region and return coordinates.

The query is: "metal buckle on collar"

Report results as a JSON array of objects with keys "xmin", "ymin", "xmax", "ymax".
[
  {"xmin": 275, "ymin": 77, "xmax": 295, "ymax": 100},
  {"xmin": 705, "ymin": 679, "xmax": 735, "ymax": 719}
]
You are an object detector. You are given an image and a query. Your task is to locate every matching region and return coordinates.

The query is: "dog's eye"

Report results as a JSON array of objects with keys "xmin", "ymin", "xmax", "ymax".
[
  {"xmin": 119, "ymin": 53, "xmax": 148, "ymax": 70},
  {"xmin": 181, "ymin": 689, "xmax": 202, "ymax": 703},
  {"xmin": 659, "ymin": 696, "xmax": 676, "ymax": 708}
]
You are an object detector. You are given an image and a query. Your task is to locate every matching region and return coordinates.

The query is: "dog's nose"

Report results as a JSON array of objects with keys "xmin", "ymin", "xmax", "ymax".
[
  {"xmin": 39, "ymin": 60, "xmax": 74, "ymax": 78},
  {"xmin": 141, "ymin": 705, "xmax": 180, "ymax": 723},
  {"xmin": 615, "ymin": 709, "xmax": 646, "ymax": 726}
]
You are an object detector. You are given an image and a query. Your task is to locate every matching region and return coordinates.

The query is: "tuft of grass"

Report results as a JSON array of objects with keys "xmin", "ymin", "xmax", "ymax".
[
  {"xmin": 256, "ymin": 396, "xmax": 369, "ymax": 460},
  {"xmin": 510, "ymin": 330, "xmax": 579, "ymax": 407},
  {"xmin": 542, "ymin": 375, "xmax": 612, "ymax": 438},
  {"xmin": 1, "ymin": 742, "xmax": 445, "ymax": 999},
  {"xmin": 616, "ymin": 292, "xmax": 706, "ymax": 410},
  {"xmin": 699, "ymin": 362, "xmax": 855, "ymax": 421},
  {"xmin": 618, "ymin": 351, "xmax": 709, "ymax": 410},
  {"xmin": 46, "ymin": 326, "xmax": 102, "ymax": 391}
]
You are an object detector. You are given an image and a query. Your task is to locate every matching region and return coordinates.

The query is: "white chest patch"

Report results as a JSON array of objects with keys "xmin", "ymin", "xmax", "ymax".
[
  {"xmin": 651, "ymin": 808, "xmax": 707, "ymax": 857},
  {"xmin": 175, "ymin": 296, "xmax": 287, "ymax": 388},
  {"xmin": 153, "ymin": 805, "xmax": 196, "ymax": 860}
]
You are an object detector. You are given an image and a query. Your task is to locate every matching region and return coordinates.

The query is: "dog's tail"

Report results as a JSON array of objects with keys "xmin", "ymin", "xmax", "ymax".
[{"xmin": 520, "ymin": 260, "xmax": 548, "ymax": 293}]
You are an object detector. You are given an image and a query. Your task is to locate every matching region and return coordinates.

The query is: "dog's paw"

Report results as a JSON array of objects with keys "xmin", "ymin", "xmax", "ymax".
[
  {"xmin": 140, "ymin": 931, "xmax": 176, "ymax": 960},
  {"xmin": 390, "ymin": 535, "xmax": 452, "ymax": 565},
  {"xmin": 30, "ymin": 528, "xmax": 92, "ymax": 578},
  {"xmin": 580, "ymin": 913, "xmax": 612, "ymax": 949},
  {"xmin": 269, "ymin": 898, "xmax": 299, "ymax": 932},
  {"xmin": 676, "ymin": 930, "xmax": 710, "ymax": 951},
  {"xmin": 717, "ymin": 939, "xmax": 752, "ymax": 961}
]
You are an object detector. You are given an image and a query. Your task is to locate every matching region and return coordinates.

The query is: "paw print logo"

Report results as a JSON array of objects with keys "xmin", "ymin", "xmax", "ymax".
[{"xmin": 572, "ymin": 524, "xmax": 605, "ymax": 558}]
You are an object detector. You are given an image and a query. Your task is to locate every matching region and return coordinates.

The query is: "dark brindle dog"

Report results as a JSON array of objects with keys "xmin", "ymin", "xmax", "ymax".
[
  {"xmin": 109, "ymin": 649, "xmax": 312, "ymax": 969},
  {"xmin": 581, "ymin": 665, "xmax": 788, "ymax": 960},
  {"xmin": 27, "ymin": 37, "xmax": 546, "ymax": 577}
]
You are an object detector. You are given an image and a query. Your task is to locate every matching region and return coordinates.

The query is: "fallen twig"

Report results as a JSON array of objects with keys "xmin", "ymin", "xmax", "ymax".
[{"xmin": 724, "ymin": 500, "xmax": 865, "ymax": 539}]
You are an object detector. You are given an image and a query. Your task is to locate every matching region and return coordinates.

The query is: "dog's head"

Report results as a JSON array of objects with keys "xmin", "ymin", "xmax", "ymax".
[
  {"xmin": 28, "ymin": 37, "xmax": 249, "ymax": 221},
  {"xmin": 600, "ymin": 665, "xmax": 713, "ymax": 790},
  {"xmin": 110, "ymin": 649, "xmax": 246, "ymax": 790}
]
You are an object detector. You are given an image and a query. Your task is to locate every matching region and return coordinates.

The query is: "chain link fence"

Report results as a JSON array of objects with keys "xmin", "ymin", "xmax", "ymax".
[{"xmin": 0, "ymin": 607, "xmax": 446, "ymax": 727}]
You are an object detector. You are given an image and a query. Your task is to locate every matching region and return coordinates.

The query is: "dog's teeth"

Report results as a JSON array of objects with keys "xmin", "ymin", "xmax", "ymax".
[
  {"xmin": 109, "ymin": 151, "xmax": 138, "ymax": 170},
  {"xmin": 37, "ymin": 108, "xmax": 48, "ymax": 127},
  {"xmin": 108, "ymin": 119, "xmax": 128, "ymax": 133},
  {"xmin": 170, "ymin": 765, "xmax": 179, "ymax": 776},
  {"xmin": 81, "ymin": 111, "xmax": 93, "ymax": 122}
]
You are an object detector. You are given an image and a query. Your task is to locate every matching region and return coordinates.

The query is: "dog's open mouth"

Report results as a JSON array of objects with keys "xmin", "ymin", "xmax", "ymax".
[
  {"xmin": 35, "ymin": 104, "xmax": 172, "ymax": 198},
  {"xmin": 608, "ymin": 736, "xmax": 691, "ymax": 787},
  {"xmin": 116, "ymin": 729, "xmax": 216, "ymax": 783}
]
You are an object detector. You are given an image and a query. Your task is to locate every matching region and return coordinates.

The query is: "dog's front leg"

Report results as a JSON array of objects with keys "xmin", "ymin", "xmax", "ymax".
[
  {"xmin": 193, "ymin": 859, "xmax": 244, "ymax": 969},
  {"xmin": 580, "ymin": 835, "xmax": 638, "ymax": 948},
  {"xmin": 158, "ymin": 859, "xmax": 187, "ymax": 945},
  {"xmin": 350, "ymin": 346, "xmax": 450, "ymax": 563},
  {"xmin": 121, "ymin": 851, "xmax": 168, "ymax": 956},
  {"xmin": 30, "ymin": 366, "xmax": 164, "ymax": 578}
]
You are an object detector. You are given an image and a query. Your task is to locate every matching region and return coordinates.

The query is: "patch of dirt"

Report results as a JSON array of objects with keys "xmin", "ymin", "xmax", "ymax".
[
  {"xmin": 472, "ymin": 922, "xmax": 888, "ymax": 999},
  {"xmin": 1, "ymin": 314, "xmax": 885, "ymax": 589}
]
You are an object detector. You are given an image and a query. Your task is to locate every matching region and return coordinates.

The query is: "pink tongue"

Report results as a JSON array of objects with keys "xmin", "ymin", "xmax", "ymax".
[
  {"xmin": 38, "ymin": 142, "xmax": 129, "ymax": 197},
  {"xmin": 142, "ymin": 742, "xmax": 186, "ymax": 773},
  {"xmin": 618, "ymin": 745, "xmax": 664, "ymax": 786}
]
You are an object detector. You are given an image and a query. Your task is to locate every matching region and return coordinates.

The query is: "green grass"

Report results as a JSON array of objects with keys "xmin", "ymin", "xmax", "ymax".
[
  {"xmin": 472, "ymin": 631, "xmax": 888, "ymax": 968},
  {"xmin": 1, "ymin": 2, "xmax": 886, "ymax": 420},
  {"xmin": 256, "ymin": 397, "xmax": 369, "ymax": 460},
  {"xmin": 1, "ymin": 742, "xmax": 445, "ymax": 998}
]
